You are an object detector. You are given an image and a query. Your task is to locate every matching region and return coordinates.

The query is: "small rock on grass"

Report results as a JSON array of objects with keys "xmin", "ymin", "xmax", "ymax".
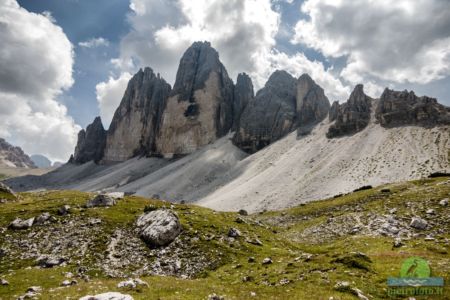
[
  {"xmin": 207, "ymin": 294, "xmax": 225, "ymax": 300},
  {"xmin": 0, "ymin": 279, "xmax": 9, "ymax": 285},
  {"xmin": 228, "ymin": 228, "xmax": 241, "ymax": 238},
  {"xmin": 410, "ymin": 217, "xmax": 428, "ymax": 230},
  {"xmin": 439, "ymin": 198, "xmax": 448, "ymax": 206},
  {"xmin": 8, "ymin": 217, "xmax": 34, "ymax": 230},
  {"xmin": 262, "ymin": 257, "xmax": 272, "ymax": 265},
  {"xmin": 117, "ymin": 278, "xmax": 148, "ymax": 289}
]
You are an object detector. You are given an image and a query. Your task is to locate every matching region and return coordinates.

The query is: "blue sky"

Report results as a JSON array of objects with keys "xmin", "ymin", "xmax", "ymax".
[{"xmin": 1, "ymin": 0, "xmax": 449, "ymax": 161}]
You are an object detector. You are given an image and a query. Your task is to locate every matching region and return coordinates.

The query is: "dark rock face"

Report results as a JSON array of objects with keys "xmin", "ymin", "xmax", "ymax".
[
  {"xmin": 232, "ymin": 73, "xmax": 254, "ymax": 131},
  {"xmin": 72, "ymin": 117, "xmax": 107, "ymax": 164},
  {"xmin": 296, "ymin": 74, "xmax": 330, "ymax": 126},
  {"xmin": 233, "ymin": 70, "xmax": 297, "ymax": 153},
  {"xmin": 103, "ymin": 68, "xmax": 171, "ymax": 161},
  {"xmin": 0, "ymin": 138, "xmax": 36, "ymax": 168},
  {"xmin": 156, "ymin": 41, "xmax": 234, "ymax": 156},
  {"xmin": 327, "ymin": 84, "xmax": 372, "ymax": 138},
  {"xmin": 329, "ymin": 101, "xmax": 340, "ymax": 122},
  {"xmin": 376, "ymin": 89, "xmax": 450, "ymax": 127}
]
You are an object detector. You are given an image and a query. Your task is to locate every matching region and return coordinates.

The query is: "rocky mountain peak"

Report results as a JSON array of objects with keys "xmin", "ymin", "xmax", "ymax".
[
  {"xmin": 296, "ymin": 73, "xmax": 330, "ymax": 126},
  {"xmin": 232, "ymin": 73, "xmax": 254, "ymax": 131},
  {"xmin": 376, "ymin": 88, "xmax": 450, "ymax": 127},
  {"xmin": 71, "ymin": 116, "xmax": 107, "ymax": 164},
  {"xmin": 327, "ymin": 84, "xmax": 372, "ymax": 138},
  {"xmin": 156, "ymin": 41, "xmax": 234, "ymax": 157},
  {"xmin": 102, "ymin": 67, "xmax": 171, "ymax": 162},
  {"xmin": 0, "ymin": 138, "xmax": 36, "ymax": 168}
]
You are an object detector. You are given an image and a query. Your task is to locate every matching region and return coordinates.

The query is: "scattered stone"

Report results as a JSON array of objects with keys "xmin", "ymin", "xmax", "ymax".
[
  {"xmin": 34, "ymin": 212, "xmax": 51, "ymax": 225},
  {"xmin": 79, "ymin": 292, "xmax": 134, "ymax": 300},
  {"xmin": 393, "ymin": 238, "xmax": 403, "ymax": 248},
  {"xmin": 228, "ymin": 228, "xmax": 241, "ymax": 238},
  {"xmin": 426, "ymin": 209, "xmax": 435, "ymax": 215},
  {"xmin": 410, "ymin": 217, "xmax": 428, "ymax": 230},
  {"xmin": 58, "ymin": 205, "xmax": 71, "ymax": 215},
  {"xmin": 1, "ymin": 279, "xmax": 9, "ymax": 285},
  {"xmin": 88, "ymin": 218, "xmax": 102, "ymax": 226},
  {"xmin": 250, "ymin": 292, "xmax": 256, "ymax": 297},
  {"xmin": 8, "ymin": 217, "xmax": 34, "ymax": 230},
  {"xmin": 106, "ymin": 192, "xmax": 125, "ymax": 199},
  {"xmin": 207, "ymin": 293, "xmax": 225, "ymax": 300},
  {"xmin": 439, "ymin": 198, "xmax": 448, "ymax": 206},
  {"xmin": 136, "ymin": 209, "xmax": 182, "ymax": 247},
  {"xmin": 262, "ymin": 257, "xmax": 272, "ymax": 265},
  {"xmin": 61, "ymin": 279, "xmax": 77, "ymax": 287},
  {"xmin": 248, "ymin": 257, "xmax": 255, "ymax": 263},
  {"xmin": 279, "ymin": 278, "xmax": 290, "ymax": 285},
  {"xmin": 117, "ymin": 278, "xmax": 148, "ymax": 289},
  {"xmin": 424, "ymin": 235, "xmax": 435, "ymax": 241},
  {"xmin": 235, "ymin": 217, "xmax": 245, "ymax": 224},
  {"xmin": 86, "ymin": 194, "xmax": 116, "ymax": 208},
  {"xmin": 37, "ymin": 256, "xmax": 65, "ymax": 268},
  {"xmin": 389, "ymin": 208, "xmax": 397, "ymax": 214},
  {"xmin": 334, "ymin": 281, "xmax": 351, "ymax": 292},
  {"xmin": 246, "ymin": 238, "xmax": 263, "ymax": 246},
  {"xmin": 238, "ymin": 209, "xmax": 248, "ymax": 216}
]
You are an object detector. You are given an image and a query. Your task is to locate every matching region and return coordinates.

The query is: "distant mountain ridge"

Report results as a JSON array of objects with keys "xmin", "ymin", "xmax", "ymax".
[
  {"xmin": 70, "ymin": 41, "xmax": 450, "ymax": 164},
  {"xmin": 0, "ymin": 138, "xmax": 36, "ymax": 168}
]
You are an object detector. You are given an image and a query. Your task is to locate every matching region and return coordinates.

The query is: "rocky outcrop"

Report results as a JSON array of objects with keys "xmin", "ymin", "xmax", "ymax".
[
  {"xmin": 136, "ymin": 209, "xmax": 182, "ymax": 247},
  {"xmin": 296, "ymin": 74, "xmax": 330, "ymax": 126},
  {"xmin": 86, "ymin": 194, "xmax": 116, "ymax": 208},
  {"xmin": 327, "ymin": 85, "xmax": 372, "ymax": 138},
  {"xmin": 0, "ymin": 138, "xmax": 36, "ymax": 168},
  {"xmin": 79, "ymin": 292, "xmax": 134, "ymax": 300},
  {"xmin": 233, "ymin": 70, "xmax": 297, "ymax": 153},
  {"xmin": 103, "ymin": 68, "xmax": 171, "ymax": 162},
  {"xmin": 376, "ymin": 88, "xmax": 450, "ymax": 127},
  {"xmin": 72, "ymin": 117, "xmax": 107, "ymax": 164},
  {"xmin": 232, "ymin": 73, "xmax": 254, "ymax": 131},
  {"xmin": 156, "ymin": 41, "xmax": 234, "ymax": 157}
]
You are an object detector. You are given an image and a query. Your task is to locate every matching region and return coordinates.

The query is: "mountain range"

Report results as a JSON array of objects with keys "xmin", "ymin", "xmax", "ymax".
[{"xmin": 6, "ymin": 41, "xmax": 450, "ymax": 212}]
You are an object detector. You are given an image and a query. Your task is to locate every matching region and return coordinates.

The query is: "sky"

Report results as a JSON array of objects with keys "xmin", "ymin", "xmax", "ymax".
[{"xmin": 1, "ymin": 0, "xmax": 449, "ymax": 162}]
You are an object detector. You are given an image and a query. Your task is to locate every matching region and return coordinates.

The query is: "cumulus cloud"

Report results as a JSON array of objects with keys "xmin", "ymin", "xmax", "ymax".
[
  {"xmin": 292, "ymin": 0, "xmax": 450, "ymax": 85},
  {"xmin": 98, "ymin": 0, "xmax": 350, "ymax": 110},
  {"xmin": 96, "ymin": 72, "xmax": 132, "ymax": 128},
  {"xmin": 79, "ymin": 37, "xmax": 110, "ymax": 48},
  {"xmin": 0, "ymin": 0, "xmax": 80, "ymax": 161}
]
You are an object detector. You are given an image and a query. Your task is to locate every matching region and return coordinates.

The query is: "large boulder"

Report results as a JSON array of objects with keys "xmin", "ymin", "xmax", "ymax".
[
  {"xmin": 71, "ymin": 117, "xmax": 107, "ymax": 164},
  {"xmin": 103, "ymin": 67, "xmax": 171, "ymax": 162},
  {"xmin": 296, "ymin": 74, "xmax": 330, "ymax": 126},
  {"xmin": 86, "ymin": 194, "xmax": 116, "ymax": 208},
  {"xmin": 156, "ymin": 41, "xmax": 234, "ymax": 157},
  {"xmin": 136, "ymin": 209, "xmax": 182, "ymax": 247},
  {"xmin": 232, "ymin": 73, "xmax": 254, "ymax": 131},
  {"xmin": 233, "ymin": 70, "xmax": 297, "ymax": 153},
  {"xmin": 327, "ymin": 84, "xmax": 372, "ymax": 138},
  {"xmin": 8, "ymin": 217, "xmax": 34, "ymax": 230},
  {"xmin": 376, "ymin": 88, "xmax": 450, "ymax": 127}
]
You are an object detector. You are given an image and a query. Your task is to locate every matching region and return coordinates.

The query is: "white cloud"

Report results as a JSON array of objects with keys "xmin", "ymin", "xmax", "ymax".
[
  {"xmin": 96, "ymin": 72, "xmax": 132, "ymax": 128},
  {"xmin": 79, "ymin": 37, "xmax": 110, "ymax": 48},
  {"xmin": 0, "ymin": 0, "xmax": 80, "ymax": 161},
  {"xmin": 292, "ymin": 0, "xmax": 450, "ymax": 85},
  {"xmin": 99, "ymin": 0, "xmax": 350, "ymax": 105}
]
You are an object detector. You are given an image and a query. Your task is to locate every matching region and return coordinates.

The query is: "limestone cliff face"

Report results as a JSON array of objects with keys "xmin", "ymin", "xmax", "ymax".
[
  {"xmin": 233, "ymin": 70, "xmax": 297, "ymax": 153},
  {"xmin": 232, "ymin": 73, "xmax": 254, "ymax": 131},
  {"xmin": 103, "ymin": 68, "xmax": 171, "ymax": 162},
  {"xmin": 72, "ymin": 117, "xmax": 107, "ymax": 164},
  {"xmin": 296, "ymin": 74, "xmax": 330, "ymax": 126},
  {"xmin": 233, "ymin": 71, "xmax": 330, "ymax": 153},
  {"xmin": 376, "ymin": 88, "xmax": 450, "ymax": 127},
  {"xmin": 156, "ymin": 41, "xmax": 234, "ymax": 157},
  {"xmin": 327, "ymin": 84, "xmax": 372, "ymax": 138}
]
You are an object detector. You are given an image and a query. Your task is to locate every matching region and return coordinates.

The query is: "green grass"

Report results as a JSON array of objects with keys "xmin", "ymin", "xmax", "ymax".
[{"xmin": 0, "ymin": 177, "xmax": 449, "ymax": 299}]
